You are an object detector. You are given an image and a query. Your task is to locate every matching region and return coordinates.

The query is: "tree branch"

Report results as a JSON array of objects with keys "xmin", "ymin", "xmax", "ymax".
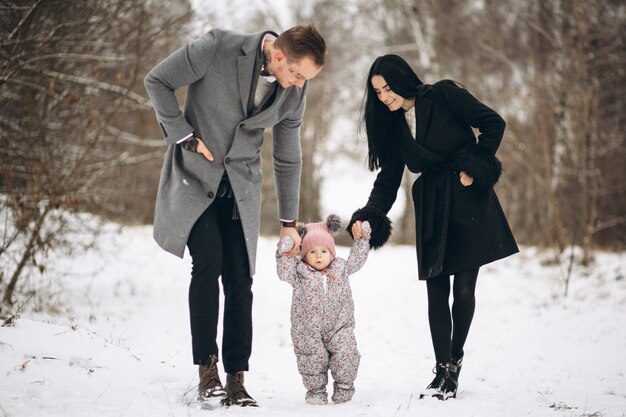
[{"xmin": 22, "ymin": 66, "xmax": 152, "ymax": 108}]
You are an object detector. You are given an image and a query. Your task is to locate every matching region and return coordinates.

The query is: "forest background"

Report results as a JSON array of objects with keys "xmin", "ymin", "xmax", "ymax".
[{"xmin": 1, "ymin": 0, "xmax": 624, "ymax": 312}]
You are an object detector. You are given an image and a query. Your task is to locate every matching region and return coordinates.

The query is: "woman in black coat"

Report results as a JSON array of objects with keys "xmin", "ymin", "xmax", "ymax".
[{"xmin": 348, "ymin": 55, "xmax": 518, "ymax": 400}]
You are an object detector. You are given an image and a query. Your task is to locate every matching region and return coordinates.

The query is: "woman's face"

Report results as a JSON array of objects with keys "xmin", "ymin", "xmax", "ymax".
[{"xmin": 371, "ymin": 75, "xmax": 409, "ymax": 112}]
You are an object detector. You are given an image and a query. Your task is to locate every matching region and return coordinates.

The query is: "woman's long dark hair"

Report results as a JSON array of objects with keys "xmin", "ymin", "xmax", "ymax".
[{"xmin": 360, "ymin": 54, "xmax": 423, "ymax": 171}]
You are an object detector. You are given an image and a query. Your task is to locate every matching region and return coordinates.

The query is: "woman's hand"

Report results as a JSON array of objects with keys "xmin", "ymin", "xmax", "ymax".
[
  {"xmin": 460, "ymin": 171, "xmax": 474, "ymax": 186},
  {"xmin": 352, "ymin": 221, "xmax": 363, "ymax": 239}
]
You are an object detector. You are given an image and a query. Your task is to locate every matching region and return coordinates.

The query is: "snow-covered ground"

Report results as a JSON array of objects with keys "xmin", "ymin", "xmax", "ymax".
[{"xmin": 1, "ymin": 223, "xmax": 625, "ymax": 417}]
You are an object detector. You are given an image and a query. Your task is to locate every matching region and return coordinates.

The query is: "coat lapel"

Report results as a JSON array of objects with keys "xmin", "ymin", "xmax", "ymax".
[
  {"xmin": 238, "ymin": 33, "xmax": 264, "ymax": 115},
  {"xmin": 396, "ymin": 85, "xmax": 446, "ymax": 168},
  {"xmin": 244, "ymin": 87, "xmax": 289, "ymax": 126}
]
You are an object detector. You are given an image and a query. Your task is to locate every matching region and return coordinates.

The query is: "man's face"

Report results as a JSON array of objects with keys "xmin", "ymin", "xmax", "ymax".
[{"xmin": 271, "ymin": 52, "xmax": 322, "ymax": 89}]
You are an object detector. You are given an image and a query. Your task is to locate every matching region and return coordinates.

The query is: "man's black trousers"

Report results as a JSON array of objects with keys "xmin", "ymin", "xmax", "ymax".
[{"xmin": 186, "ymin": 194, "xmax": 252, "ymax": 373}]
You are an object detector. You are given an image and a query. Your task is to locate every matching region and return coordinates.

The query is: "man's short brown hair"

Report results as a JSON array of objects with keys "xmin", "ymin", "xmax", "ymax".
[{"xmin": 275, "ymin": 24, "xmax": 326, "ymax": 67}]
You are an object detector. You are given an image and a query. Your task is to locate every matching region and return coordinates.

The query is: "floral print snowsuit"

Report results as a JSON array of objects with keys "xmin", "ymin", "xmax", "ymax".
[{"xmin": 276, "ymin": 234, "xmax": 370, "ymax": 396}]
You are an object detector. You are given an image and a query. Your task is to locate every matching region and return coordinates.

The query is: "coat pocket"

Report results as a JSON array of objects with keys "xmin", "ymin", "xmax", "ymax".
[
  {"xmin": 243, "ymin": 153, "xmax": 263, "ymax": 184},
  {"xmin": 450, "ymin": 175, "xmax": 484, "ymax": 223}
]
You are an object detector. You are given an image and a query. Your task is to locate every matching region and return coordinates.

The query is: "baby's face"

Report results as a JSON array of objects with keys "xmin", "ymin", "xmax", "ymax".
[{"xmin": 304, "ymin": 245, "xmax": 332, "ymax": 271}]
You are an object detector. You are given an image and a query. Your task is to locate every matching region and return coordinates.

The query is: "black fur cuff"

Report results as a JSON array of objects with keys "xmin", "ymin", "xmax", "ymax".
[
  {"xmin": 453, "ymin": 145, "xmax": 502, "ymax": 190},
  {"xmin": 347, "ymin": 206, "xmax": 392, "ymax": 249}
]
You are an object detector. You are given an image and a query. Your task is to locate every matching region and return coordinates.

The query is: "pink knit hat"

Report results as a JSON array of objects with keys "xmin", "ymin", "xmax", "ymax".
[{"xmin": 299, "ymin": 214, "xmax": 342, "ymax": 260}]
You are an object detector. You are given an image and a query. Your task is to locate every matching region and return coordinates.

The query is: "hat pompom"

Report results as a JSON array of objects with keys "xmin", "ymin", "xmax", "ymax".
[
  {"xmin": 296, "ymin": 222, "xmax": 307, "ymax": 239},
  {"xmin": 326, "ymin": 214, "xmax": 342, "ymax": 234}
]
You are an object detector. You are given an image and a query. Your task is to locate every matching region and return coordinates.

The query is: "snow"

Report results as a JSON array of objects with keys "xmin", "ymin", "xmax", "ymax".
[{"xmin": 1, "ymin": 223, "xmax": 625, "ymax": 417}]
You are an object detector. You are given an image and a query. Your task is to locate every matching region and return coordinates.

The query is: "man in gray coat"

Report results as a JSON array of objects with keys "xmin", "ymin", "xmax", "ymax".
[{"xmin": 144, "ymin": 25, "xmax": 326, "ymax": 407}]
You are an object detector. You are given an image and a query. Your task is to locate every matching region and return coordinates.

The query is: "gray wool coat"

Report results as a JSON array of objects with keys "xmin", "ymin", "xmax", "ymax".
[{"xmin": 144, "ymin": 29, "xmax": 307, "ymax": 275}]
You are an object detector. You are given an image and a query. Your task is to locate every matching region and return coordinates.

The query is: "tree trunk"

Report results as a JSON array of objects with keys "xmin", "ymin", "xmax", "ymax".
[{"xmin": 3, "ymin": 205, "xmax": 50, "ymax": 306}]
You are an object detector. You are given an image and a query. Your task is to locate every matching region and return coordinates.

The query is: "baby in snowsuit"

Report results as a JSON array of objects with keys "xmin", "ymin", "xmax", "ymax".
[{"xmin": 276, "ymin": 214, "xmax": 371, "ymax": 405}]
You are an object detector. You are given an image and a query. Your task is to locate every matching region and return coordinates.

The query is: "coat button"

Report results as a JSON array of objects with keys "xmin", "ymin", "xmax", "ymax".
[
  {"xmin": 207, "ymin": 191, "xmax": 214, "ymax": 199},
  {"xmin": 225, "ymin": 157, "xmax": 231, "ymax": 164}
]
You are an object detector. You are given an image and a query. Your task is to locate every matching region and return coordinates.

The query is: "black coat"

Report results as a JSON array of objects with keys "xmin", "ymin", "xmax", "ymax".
[{"xmin": 350, "ymin": 80, "xmax": 518, "ymax": 279}]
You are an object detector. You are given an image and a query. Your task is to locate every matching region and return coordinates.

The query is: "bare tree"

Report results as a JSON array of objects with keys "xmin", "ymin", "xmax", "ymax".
[
  {"xmin": 478, "ymin": 0, "xmax": 626, "ymax": 258},
  {"xmin": 0, "ymin": 0, "xmax": 193, "ymax": 310}
]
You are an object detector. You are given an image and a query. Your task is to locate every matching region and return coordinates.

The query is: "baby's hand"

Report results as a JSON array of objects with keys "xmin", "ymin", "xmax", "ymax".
[{"xmin": 278, "ymin": 235, "xmax": 295, "ymax": 254}]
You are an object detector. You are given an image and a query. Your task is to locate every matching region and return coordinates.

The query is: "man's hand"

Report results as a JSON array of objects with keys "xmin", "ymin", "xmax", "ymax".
[
  {"xmin": 279, "ymin": 226, "xmax": 301, "ymax": 257},
  {"xmin": 195, "ymin": 138, "xmax": 214, "ymax": 161}
]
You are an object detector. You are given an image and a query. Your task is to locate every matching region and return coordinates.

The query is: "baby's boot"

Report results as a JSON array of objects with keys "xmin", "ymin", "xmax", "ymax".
[
  {"xmin": 331, "ymin": 381, "xmax": 354, "ymax": 404},
  {"xmin": 305, "ymin": 387, "xmax": 328, "ymax": 405}
]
